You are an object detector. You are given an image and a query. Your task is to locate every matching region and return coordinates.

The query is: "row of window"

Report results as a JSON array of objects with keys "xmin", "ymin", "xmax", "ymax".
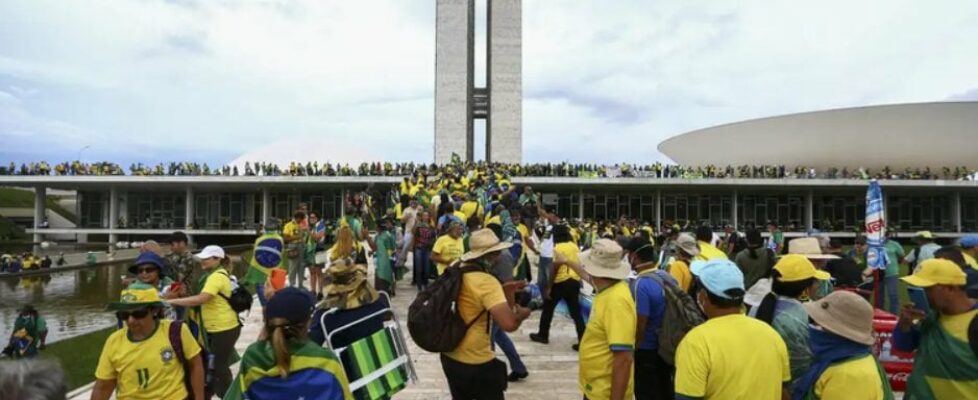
[{"xmin": 77, "ymin": 190, "xmax": 978, "ymax": 232}]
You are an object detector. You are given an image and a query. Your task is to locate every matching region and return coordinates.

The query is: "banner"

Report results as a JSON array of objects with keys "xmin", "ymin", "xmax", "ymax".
[{"xmin": 865, "ymin": 180, "xmax": 889, "ymax": 270}]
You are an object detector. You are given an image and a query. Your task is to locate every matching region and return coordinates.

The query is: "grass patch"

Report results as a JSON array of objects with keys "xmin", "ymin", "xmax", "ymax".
[
  {"xmin": 0, "ymin": 188, "xmax": 78, "ymax": 225},
  {"xmin": 41, "ymin": 327, "xmax": 114, "ymax": 390}
]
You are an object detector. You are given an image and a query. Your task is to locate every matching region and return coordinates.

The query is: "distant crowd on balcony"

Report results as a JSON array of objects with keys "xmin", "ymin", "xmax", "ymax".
[{"xmin": 1, "ymin": 159, "xmax": 975, "ymax": 181}]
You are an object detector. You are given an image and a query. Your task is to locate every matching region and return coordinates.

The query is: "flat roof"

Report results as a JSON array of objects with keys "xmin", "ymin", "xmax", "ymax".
[{"xmin": 1, "ymin": 175, "xmax": 976, "ymax": 193}]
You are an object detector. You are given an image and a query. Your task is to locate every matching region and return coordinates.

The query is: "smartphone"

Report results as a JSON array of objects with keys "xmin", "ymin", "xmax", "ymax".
[{"xmin": 907, "ymin": 287, "xmax": 930, "ymax": 313}]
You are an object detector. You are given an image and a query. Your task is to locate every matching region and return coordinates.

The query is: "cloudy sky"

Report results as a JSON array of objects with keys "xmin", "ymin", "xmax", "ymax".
[{"xmin": 1, "ymin": 0, "xmax": 977, "ymax": 167}]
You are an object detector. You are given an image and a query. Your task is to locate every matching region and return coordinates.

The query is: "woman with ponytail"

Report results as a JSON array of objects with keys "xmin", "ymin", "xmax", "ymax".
[{"xmin": 225, "ymin": 287, "xmax": 352, "ymax": 400}]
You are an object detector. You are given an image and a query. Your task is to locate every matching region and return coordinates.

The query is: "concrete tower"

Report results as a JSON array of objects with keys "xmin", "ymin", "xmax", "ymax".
[{"xmin": 435, "ymin": 0, "xmax": 522, "ymax": 164}]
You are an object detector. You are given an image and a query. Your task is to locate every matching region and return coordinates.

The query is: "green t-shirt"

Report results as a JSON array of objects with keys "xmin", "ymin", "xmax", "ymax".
[{"xmin": 884, "ymin": 240, "xmax": 905, "ymax": 278}]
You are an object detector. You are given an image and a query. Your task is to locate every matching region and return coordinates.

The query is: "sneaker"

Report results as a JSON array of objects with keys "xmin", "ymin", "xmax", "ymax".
[
  {"xmin": 529, "ymin": 333, "xmax": 549, "ymax": 344},
  {"xmin": 507, "ymin": 371, "xmax": 529, "ymax": 382},
  {"xmin": 571, "ymin": 343, "xmax": 579, "ymax": 352}
]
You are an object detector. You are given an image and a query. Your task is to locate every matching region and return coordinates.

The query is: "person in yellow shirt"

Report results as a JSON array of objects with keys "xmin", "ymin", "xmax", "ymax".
[
  {"xmin": 668, "ymin": 234, "xmax": 700, "ymax": 293},
  {"xmin": 441, "ymin": 229, "xmax": 531, "ymax": 399},
  {"xmin": 431, "ymin": 222, "xmax": 465, "ymax": 275},
  {"xmin": 459, "ymin": 193, "xmax": 484, "ymax": 221},
  {"xmin": 92, "ymin": 287, "xmax": 204, "ymax": 400},
  {"xmin": 675, "ymin": 259, "xmax": 790, "ymax": 400},
  {"xmin": 166, "ymin": 245, "xmax": 241, "ymax": 397},
  {"xmin": 574, "ymin": 239, "xmax": 636, "ymax": 400},
  {"xmin": 531, "ymin": 225, "xmax": 587, "ymax": 350},
  {"xmin": 694, "ymin": 226, "xmax": 728, "ymax": 261},
  {"xmin": 960, "ymin": 235, "xmax": 978, "ymax": 269},
  {"xmin": 794, "ymin": 291, "xmax": 892, "ymax": 400}
]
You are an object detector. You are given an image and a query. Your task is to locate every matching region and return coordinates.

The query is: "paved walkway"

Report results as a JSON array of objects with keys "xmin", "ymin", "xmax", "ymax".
[{"xmin": 69, "ymin": 255, "xmax": 583, "ymax": 399}]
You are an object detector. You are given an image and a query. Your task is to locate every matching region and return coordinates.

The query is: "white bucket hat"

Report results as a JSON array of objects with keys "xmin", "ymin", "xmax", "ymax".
[{"xmin": 582, "ymin": 239, "xmax": 630, "ymax": 280}]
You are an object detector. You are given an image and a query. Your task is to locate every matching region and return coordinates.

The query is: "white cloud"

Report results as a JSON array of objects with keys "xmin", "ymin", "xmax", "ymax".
[{"xmin": 0, "ymin": 0, "xmax": 977, "ymax": 165}]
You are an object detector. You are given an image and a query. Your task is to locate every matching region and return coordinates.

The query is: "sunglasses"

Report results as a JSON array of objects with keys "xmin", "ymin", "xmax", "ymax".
[
  {"xmin": 136, "ymin": 266, "xmax": 158, "ymax": 274},
  {"xmin": 116, "ymin": 309, "xmax": 152, "ymax": 320}
]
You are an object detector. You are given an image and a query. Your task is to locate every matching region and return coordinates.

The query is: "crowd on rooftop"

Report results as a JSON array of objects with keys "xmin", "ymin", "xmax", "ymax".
[{"xmin": 1, "ymin": 158, "xmax": 975, "ymax": 180}]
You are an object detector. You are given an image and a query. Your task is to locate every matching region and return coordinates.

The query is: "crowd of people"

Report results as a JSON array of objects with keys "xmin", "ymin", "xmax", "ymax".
[
  {"xmin": 0, "ymin": 252, "xmax": 61, "ymax": 273},
  {"xmin": 5, "ymin": 160, "xmax": 978, "ymax": 400},
  {"xmin": 2, "ymin": 158, "xmax": 976, "ymax": 180}
]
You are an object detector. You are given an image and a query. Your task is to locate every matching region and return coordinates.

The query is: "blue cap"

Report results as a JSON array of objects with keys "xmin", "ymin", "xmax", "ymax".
[
  {"xmin": 129, "ymin": 252, "xmax": 166, "ymax": 274},
  {"xmin": 690, "ymin": 259, "xmax": 745, "ymax": 299},
  {"xmin": 264, "ymin": 287, "xmax": 315, "ymax": 325},
  {"xmin": 961, "ymin": 235, "xmax": 978, "ymax": 249}
]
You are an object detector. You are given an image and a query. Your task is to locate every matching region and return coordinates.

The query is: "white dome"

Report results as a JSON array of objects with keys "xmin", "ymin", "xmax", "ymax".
[{"xmin": 227, "ymin": 136, "xmax": 382, "ymax": 170}]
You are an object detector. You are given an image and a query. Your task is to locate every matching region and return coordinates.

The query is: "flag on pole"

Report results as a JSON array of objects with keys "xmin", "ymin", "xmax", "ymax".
[{"xmin": 865, "ymin": 179, "xmax": 889, "ymax": 270}]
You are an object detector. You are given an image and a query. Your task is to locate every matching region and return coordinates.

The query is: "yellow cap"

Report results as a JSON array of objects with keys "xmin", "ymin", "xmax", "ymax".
[
  {"xmin": 107, "ymin": 287, "xmax": 164, "ymax": 311},
  {"xmin": 901, "ymin": 259, "xmax": 966, "ymax": 287},
  {"xmin": 774, "ymin": 254, "xmax": 831, "ymax": 282}
]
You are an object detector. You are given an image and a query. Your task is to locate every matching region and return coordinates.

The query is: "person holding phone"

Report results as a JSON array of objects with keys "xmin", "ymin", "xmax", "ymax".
[{"xmin": 892, "ymin": 259, "xmax": 978, "ymax": 399}]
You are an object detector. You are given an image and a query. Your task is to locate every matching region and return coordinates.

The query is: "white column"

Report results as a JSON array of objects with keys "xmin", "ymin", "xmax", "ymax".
[
  {"xmin": 108, "ymin": 187, "xmax": 119, "ymax": 251},
  {"xmin": 805, "ymin": 190, "xmax": 814, "ymax": 233},
  {"xmin": 340, "ymin": 189, "xmax": 347, "ymax": 216},
  {"xmin": 578, "ymin": 189, "xmax": 584, "ymax": 220},
  {"xmin": 655, "ymin": 190, "xmax": 662, "ymax": 229},
  {"xmin": 261, "ymin": 187, "xmax": 271, "ymax": 226},
  {"xmin": 33, "ymin": 186, "xmax": 46, "ymax": 252},
  {"xmin": 185, "ymin": 187, "xmax": 195, "ymax": 229},
  {"xmin": 954, "ymin": 192, "xmax": 963, "ymax": 233},
  {"xmin": 731, "ymin": 189, "xmax": 739, "ymax": 230}
]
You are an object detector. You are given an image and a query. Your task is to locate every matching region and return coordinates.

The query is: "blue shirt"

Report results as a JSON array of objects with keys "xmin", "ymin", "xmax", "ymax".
[{"xmin": 630, "ymin": 269, "xmax": 670, "ymax": 350}]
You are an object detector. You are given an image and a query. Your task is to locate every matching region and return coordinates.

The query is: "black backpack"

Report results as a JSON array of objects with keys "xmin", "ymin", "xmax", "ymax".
[
  {"xmin": 408, "ymin": 264, "xmax": 487, "ymax": 353},
  {"xmin": 216, "ymin": 270, "xmax": 253, "ymax": 314}
]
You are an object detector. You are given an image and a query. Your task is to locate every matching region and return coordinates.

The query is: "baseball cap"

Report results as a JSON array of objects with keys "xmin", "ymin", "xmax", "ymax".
[
  {"xmin": 901, "ymin": 259, "xmax": 967, "ymax": 287},
  {"xmin": 960, "ymin": 235, "xmax": 978, "ymax": 249},
  {"xmin": 194, "ymin": 245, "xmax": 225, "ymax": 260},
  {"xmin": 774, "ymin": 254, "xmax": 831, "ymax": 282},
  {"xmin": 914, "ymin": 231, "xmax": 935, "ymax": 240},
  {"xmin": 265, "ymin": 287, "xmax": 315, "ymax": 324},
  {"xmin": 690, "ymin": 259, "xmax": 744, "ymax": 299},
  {"xmin": 676, "ymin": 233, "xmax": 701, "ymax": 256}
]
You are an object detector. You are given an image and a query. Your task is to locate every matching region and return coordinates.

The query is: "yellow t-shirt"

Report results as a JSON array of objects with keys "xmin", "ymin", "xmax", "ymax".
[
  {"xmin": 668, "ymin": 259, "xmax": 693, "ymax": 292},
  {"xmin": 814, "ymin": 354, "xmax": 885, "ymax": 400},
  {"xmin": 516, "ymin": 224, "xmax": 530, "ymax": 264},
  {"xmin": 201, "ymin": 269, "xmax": 240, "ymax": 333},
  {"xmin": 579, "ymin": 281, "xmax": 636, "ymax": 400},
  {"xmin": 453, "ymin": 210, "xmax": 468, "ymax": 224},
  {"xmin": 95, "ymin": 320, "xmax": 202, "ymax": 400},
  {"xmin": 460, "ymin": 201, "xmax": 483, "ymax": 220},
  {"xmin": 554, "ymin": 242, "xmax": 581, "ymax": 283},
  {"xmin": 941, "ymin": 308, "xmax": 978, "ymax": 343},
  {"xmin": 675, "ymin": 314, "xmax": 790, "ymax": 399},
  {"xmin": 283, "ymin": 220, "xmax": 300, "ymax": 242},
  {"xmin": 695, "ymin": 241, "xmax": 729, "ymax": 261},
  {"xmin": 444, "ymin": 271, "xmax": 507, "ymax": 364},
  {"xmin": 432, "ymin": 235, "xmax": 464, "ymax": 275},
  {"xmin": 963, "ymin": 252, "xmax": 978, "ymax": 269},
  {"xmin": 487, "ymin": 215, "xmax": 502, "ymax": 226}
]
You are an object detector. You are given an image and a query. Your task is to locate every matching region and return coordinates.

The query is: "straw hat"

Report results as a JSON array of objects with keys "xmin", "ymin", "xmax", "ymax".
[
  {"xmin": 803, "ymin": 291, "xmax": 875, "ymax": 345},
  {"xmin": 581, "ymin": 239, "xmax": 630, "ymax": 280},
  {"xmin": 460, "ymin": 229, "xmax": 513, "ymax": 261},
  {"xmin": 786, "ymin": 237, "xmax": 839, "ymax": 260}
]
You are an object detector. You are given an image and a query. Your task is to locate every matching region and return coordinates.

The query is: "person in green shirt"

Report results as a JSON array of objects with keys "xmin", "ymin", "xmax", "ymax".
[
  {"xmin": 370, "ymin": 218, "xmax": 397, "ymax": 296},
  {"xmin": 876, "ymin": 234, "xmax": 906, "ymax": 314}
]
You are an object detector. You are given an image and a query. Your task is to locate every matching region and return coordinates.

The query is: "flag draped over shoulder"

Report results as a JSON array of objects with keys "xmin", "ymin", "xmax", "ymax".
[
  {"xmin": 865, "ymin": 180, "xmax": 889, "ymax": 270},
  {"xmin": 225, "ymin": 340, "xmax": 353, "ymax": 400}
]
